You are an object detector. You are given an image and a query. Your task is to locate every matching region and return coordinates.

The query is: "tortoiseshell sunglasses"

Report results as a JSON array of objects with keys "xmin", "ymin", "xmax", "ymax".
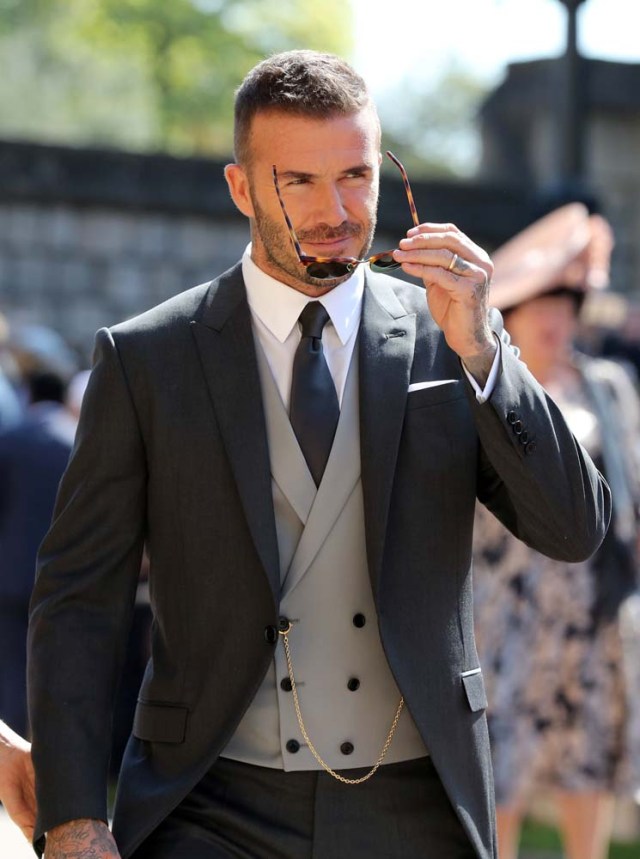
[{"xmin": 272, "ymin": 150, "xmax": 420, "ymax": 280}]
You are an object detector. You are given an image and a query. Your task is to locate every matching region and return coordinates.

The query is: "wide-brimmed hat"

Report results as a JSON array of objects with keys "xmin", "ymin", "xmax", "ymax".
[{"xmin": 489, "ymin": 203, "xmax": 614, "ymax": 312}]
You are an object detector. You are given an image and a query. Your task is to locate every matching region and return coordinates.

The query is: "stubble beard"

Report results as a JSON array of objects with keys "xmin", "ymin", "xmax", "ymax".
[{"xmin": 250, "ymin": 193, "xmax": 377, "ymax": 294}]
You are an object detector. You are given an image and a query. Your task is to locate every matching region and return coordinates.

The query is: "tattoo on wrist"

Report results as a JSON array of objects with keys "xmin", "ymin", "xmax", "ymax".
[{"xmin": 46, "ymin": 819, "xmax": 118, "ymax": 858}]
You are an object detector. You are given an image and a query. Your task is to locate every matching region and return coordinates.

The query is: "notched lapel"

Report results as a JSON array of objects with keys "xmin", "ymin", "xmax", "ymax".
[
  {"xmin": 360, "ymin": 274, "xmax": 417, "ymax": 597},
  {"xmin": 190, "ymin": 265, "xmax": 280, "ymax": 601}
]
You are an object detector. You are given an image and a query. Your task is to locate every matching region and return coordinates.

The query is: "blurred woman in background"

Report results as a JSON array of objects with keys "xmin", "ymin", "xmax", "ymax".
[{"xmin": 474, "ymin": 204, "xmax": 640, "ymax": 859}]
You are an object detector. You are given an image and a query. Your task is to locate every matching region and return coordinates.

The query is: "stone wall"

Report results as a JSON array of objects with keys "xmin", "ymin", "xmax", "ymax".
[
  {"xmin": 0, "ymin": 140, "xmax": 533, "ymax": 361},
  {"xmin": 0, "ymin": 142, "xmax": 250, "ymax": 359},
  {"xmin": 0, "ymin": 200, "xmax": 249, "ymax": 358}
]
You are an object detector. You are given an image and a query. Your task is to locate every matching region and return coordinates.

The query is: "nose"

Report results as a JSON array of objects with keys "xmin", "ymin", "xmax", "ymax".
[{"xmin": 312, "ymin": 182, "xmax": 348, "ymax": 228}]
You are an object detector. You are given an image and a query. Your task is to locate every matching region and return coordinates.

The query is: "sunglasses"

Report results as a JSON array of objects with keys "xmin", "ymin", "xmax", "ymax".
[{"xmin": 272, "ymin": 151, "xmax": 420, "ymax": 281}]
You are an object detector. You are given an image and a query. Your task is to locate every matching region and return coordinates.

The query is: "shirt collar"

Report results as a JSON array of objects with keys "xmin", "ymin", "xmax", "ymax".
[{"xmin": 242, "ymin": 244, "xmax": 364, "ymax": 345}]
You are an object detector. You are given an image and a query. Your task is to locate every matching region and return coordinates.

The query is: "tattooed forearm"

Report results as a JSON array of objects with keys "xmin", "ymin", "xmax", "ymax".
[
  {"xmin": 461, "ymin": 342, "xmax": 496, "ymax": 387},
  {"xmin": 461, "ymin": 280, "xmax": 496, "ymax": 386},
  {"xmin": 45, "ymin": 819, "xmax": 120, "ymax": 858}
]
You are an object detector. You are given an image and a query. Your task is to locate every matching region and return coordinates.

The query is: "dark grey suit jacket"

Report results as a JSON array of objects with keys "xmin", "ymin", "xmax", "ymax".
[{"xmin": 28, "ymin": 264, "xmax": 610, "ymax": 859}]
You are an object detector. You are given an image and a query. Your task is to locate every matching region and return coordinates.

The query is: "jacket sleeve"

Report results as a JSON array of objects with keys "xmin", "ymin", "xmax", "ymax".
[
  {"xmin": 470, "ymin": 313, "xmax": 611, "ymax": 562},
  {"xmin": 27, "ymin": 327, "xmax": 147, "ymax": 847}
]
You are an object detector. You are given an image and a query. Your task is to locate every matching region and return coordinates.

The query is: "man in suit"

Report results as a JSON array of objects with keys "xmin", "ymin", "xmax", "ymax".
[
  {"xmin": 0, "ymin": 370, "xmax": 74, "ymax": 740},
  {"xmin": 28, "ymin": 51, "xmax": 609, "ymax": 859}
]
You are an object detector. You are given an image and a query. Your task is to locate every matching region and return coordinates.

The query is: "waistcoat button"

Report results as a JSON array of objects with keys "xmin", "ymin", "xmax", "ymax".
[
  {"xmin": 353, "ymin": 613, "xmax": 366, "ymax": 628},
  {"xmin": 347, "ymin": 677, "xmax": 360, "ymax": 691},
  {"xmin": 286, "ymin": 739, "xmax": 300, "ymax": 754},
  {"xmin": 280, "ymin": 677, "xmax": 293, "ymax": 692},
  {"xmin": 278, "ymin": 616, "xmax": 290, "ymax": 632},
  {"xmin": 340, "ymin": 741, "xmax": 354, "ymax": 755}
]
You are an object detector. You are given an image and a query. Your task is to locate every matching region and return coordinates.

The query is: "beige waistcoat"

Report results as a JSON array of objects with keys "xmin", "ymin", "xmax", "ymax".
[{"xmin": 221, "ymin": 342, "xmax": 428, "ymax": 771}]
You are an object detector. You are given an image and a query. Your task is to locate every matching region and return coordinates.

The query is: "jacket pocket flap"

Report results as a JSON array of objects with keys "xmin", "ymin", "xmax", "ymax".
[
  {"xmin": 133, "ymin": 701, "xmax": 189, "ymax": 744},
  {"xmin": 461, "ymin": 670, "xmax": 488, "ymax": 712}
]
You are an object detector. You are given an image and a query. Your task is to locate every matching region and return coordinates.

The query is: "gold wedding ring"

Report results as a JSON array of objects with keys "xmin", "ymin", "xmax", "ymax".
[{"xmin": 447, "ymin": 252, "xmax": 459, "ymax": 272}]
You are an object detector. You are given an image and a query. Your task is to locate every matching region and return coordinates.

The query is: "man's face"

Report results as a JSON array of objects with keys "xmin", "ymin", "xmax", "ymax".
[
  {"xmin": 506, "ymin": 293, "xmax": 579, "ymax": 365},
  {"xmin": 226, "ymin": 107, "xmax": 381, "ymax": 296}
]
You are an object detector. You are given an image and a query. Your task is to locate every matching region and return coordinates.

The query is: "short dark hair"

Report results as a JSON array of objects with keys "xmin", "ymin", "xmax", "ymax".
[
  {"xmin": 234, "ymin": 50, "xmax": 377, "ymax": 165},
  {"xmin": 502, "ymin": 286, "xmax": 586, "ymax": 320}
]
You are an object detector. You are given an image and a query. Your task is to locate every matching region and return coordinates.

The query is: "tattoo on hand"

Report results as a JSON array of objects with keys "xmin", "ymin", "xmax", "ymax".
[
  {"xmin": 46, "ymin": 819, "xmax": 119, "ymax": 858},
  {"xmin": 453, "ymin": 257, "xmax": 473, "ymax": 275},
  {"xmin": 472, "ymin": 277, "xmax": 489, "ymax": 303}
]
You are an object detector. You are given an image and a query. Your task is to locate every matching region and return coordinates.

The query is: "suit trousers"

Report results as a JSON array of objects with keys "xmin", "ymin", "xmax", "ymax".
[{"xmin": 129, "ymin": 755, "xmax": 475, "ymax": 859}]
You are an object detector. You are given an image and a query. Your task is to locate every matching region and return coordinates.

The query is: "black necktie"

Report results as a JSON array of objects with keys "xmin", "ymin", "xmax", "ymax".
[{"xmin": 290, "ymin": 302, "xmax": 340, "ymax": 486}]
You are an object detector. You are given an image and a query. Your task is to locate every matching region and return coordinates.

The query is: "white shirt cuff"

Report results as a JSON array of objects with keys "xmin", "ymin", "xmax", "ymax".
[{"xmin": 461, "ymin": 333, "xmax": 501, "ymax": 404}]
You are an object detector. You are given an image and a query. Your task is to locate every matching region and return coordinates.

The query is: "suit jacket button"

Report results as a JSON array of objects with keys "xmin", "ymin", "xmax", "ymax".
[
  {"xmin": 340, "ymin": 741, "xmax": 354, "ymax": 755},
  {"xmin": 520, "ymin": 430, "xmax": 529, "ymax": 444},
  {"xmin": 286, "ymin": 739, "xmax": 300, "ymax": 754},
  {"xmin": 280, "ymin": 677, "xmax": 293, "ymax": 692},
  {"xmin": 524, "ymin": 440, "xmax": 537, "ymax": 455},
  {"xmin": 512, "ymin": 420, "xmax": 524, "ymax": 435},
  {"xmin": 353, "ymin": 613, "xmax": 366, "ymax": 628},
  {"xmin": 264, "ymin": 625, "xmax": 278, "ymax": 645},
  {"xmin": 347, "ymin": 677, "xmax": 360, "ymax": 691},
  {"xmin": 507, "ymin": 410, "xmax": 517, "ymax": 424}
]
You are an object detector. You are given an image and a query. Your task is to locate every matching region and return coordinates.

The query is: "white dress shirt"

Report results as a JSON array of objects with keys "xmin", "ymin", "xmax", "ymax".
[{"xmin": 241, "ymin": 245, "xmax": 499, "ymax": 408}]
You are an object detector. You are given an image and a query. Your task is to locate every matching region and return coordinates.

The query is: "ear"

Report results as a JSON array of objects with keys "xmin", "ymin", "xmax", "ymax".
[{"xmin": 224, "ymin": 163, "xmax": 255, "ymax": 219}]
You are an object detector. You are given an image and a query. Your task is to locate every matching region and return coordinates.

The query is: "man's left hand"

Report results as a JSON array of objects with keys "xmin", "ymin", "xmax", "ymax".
[{"xmin": 393, "ymin": 222, "xmax": 496, "ymax": 381}]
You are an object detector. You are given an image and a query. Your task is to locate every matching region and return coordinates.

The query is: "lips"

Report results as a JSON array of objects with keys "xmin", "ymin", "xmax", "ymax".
[
  {"xmin": 304, "ymin": 237, "xmax": 352, "ymax": 252},
  {"xmin": 299, "ymin": 232, "xmax": 360, "ymax": 257}
]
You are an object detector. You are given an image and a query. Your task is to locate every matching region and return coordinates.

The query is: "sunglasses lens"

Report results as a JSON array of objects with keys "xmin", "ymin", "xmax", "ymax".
[
  {"xmin": 370, "ymin": 253, "xmax": 400, "ymax": 272},
  {"xmin": 306, "ymin": 261, "xmax": 353, "ymax": 279}
]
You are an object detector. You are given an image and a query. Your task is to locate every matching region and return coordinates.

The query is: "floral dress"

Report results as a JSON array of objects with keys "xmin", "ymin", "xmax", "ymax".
[{"xmin": 473, "ymin": 356, "xmax": 640, "ymax": 805}]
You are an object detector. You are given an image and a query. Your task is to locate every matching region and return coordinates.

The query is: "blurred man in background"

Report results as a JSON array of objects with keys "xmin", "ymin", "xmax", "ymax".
[{"xmin": 0, "ymin": 366, "xmax": 74, "ymax": 738}]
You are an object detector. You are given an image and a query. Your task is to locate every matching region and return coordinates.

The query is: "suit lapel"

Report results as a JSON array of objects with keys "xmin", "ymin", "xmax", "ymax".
[
  {"xmin": 190, "ymin": 264, "xmax": 280, "ymax": 601},
  {"xmin": 253, "ymin": 338, "xmax": 316, "ymax": 527},
  {"xmin": 359, "ymin": 273, "xmax": 417, "ymax": 598}
]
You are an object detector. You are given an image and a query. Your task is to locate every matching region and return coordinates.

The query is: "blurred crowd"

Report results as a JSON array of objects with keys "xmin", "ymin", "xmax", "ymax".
[
  {"xmin": 0, "ymin": 320, "xmax": 150, "ymax": 782},
  {"xmin": 474, "ymin": 203, "xmax": 640, "ymax": 859}
]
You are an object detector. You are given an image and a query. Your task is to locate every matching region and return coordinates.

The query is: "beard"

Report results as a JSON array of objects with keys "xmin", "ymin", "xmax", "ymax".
[{"xmin": 249, "ymin": 191, "xmax": 377, "ymax": 291}]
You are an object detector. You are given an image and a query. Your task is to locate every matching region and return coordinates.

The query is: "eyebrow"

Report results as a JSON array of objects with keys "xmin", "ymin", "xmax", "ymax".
[{"xmin": 277, "ymin": 163, "xmax": 373, "ymax": 181}]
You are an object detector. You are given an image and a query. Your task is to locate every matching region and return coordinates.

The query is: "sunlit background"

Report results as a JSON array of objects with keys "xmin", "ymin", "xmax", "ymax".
[
  {"xmin": 2, "ymin": 0, "xmax": 638, "ymax": 174},
  {"xmin": 354, "ymin": 0, "xmax": 640, "ymax": 174}
]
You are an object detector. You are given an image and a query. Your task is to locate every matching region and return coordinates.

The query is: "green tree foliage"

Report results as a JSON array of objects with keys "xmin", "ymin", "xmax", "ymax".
[
  {"xmin": 379, "ymin": 64, "xmax": 490, "ymax": 179},
  {"xmin": 0, "ymin": 0, "xmax": 353, "ymax": 155}
]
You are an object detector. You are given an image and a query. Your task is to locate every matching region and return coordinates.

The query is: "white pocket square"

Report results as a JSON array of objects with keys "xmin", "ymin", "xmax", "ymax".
[{"xmin": 408, "ymin": 379, "xmax": 458, "ymax": 393}]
